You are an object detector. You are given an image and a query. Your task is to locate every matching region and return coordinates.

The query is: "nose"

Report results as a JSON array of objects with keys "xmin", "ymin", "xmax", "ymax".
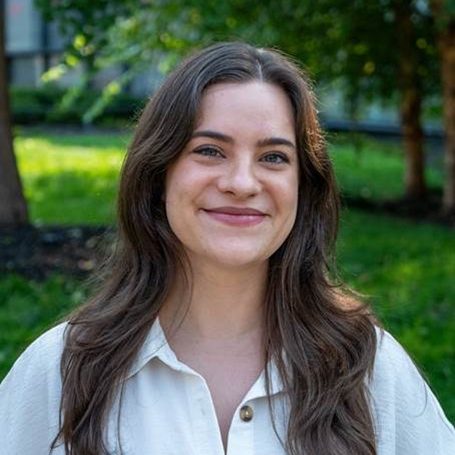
[{"xmin": 217, "ymin": 156, "xmax": 261, "ymax": 198}]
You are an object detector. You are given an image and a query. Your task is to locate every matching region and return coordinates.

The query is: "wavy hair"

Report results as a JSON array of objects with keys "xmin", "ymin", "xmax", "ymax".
[{"xmin": 53, "ymin": 42, "xmax": 377, "ymax": 455}]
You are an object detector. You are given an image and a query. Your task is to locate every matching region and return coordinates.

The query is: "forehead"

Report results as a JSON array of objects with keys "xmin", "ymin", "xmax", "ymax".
[{"xmin": 195, "ymin": 82, "xmax": 295, "ymax": 138}]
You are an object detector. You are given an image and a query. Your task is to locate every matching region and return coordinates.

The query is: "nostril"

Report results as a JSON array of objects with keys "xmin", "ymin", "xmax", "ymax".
[
  {"xmin": 217, "ymin": 162, "xmax": 261, "ymax": 193},
  {"xmin": 217, "ymin": 171, "xmax": 261, "ymax": 196}
]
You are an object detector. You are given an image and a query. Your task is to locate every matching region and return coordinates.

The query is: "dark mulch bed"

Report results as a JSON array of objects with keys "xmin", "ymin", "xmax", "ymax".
[
  {"xmin": 0, "ymin": 198, "xmax": 453, "ymax": 281},
  {"xmin": 0, "ymin": 225, "xmax": 111, "ymax": 280},
  {"xmin": 344, "ymin": 193, "xmax": 455, "ymax": 228}
]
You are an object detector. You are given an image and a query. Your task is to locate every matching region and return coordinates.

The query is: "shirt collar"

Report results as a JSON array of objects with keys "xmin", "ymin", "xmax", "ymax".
[
  {"xmin": 126, "ymin": 317, "xmax": 177, "ymax": 379},
  {"xmin": 126, "ymin": 317, "xmax": 285, "ymax": 398}
]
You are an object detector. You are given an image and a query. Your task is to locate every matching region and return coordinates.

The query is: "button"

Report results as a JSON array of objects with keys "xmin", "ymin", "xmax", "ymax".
[{"xmin": 239, "ymin": 405, "xmax": 253, "ymax": 422}]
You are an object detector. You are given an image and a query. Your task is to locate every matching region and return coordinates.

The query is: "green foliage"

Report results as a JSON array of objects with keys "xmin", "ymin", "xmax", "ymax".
[
  {"xmin": 10, "ymin": 86, "xmax": 143, "ymax": 125},
  {"xmin": 35, "ymin": 0, "xmax": 442, "ymax": 118},
  {"xmin": 35, "ymin": 0, "xmax": 129, "ymax": 65},
  {"xmin": 9, "ymin": 85, "xmax": 60, "ymax": 123}
]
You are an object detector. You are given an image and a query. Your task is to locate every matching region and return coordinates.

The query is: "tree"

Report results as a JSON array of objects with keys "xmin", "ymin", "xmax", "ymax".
[
  {"xmin": 394, "ymin": 0, "xmax": 427, "ymax": 198},
  {"xmin": 0, "ymin": 0, "xmax": 28, "ymax": 225},
  {"xmin": 35, "ymin": 0, "xmax": 130, "ymax": 70},
  {"xmin": 36, "ymin": 0, "xmax": 445, "ymax": 204},
  {"xmin": 431, "ymin": 0, "xmax": 455, "ymax": 213},
  {"xmin": 200, "ymin": 0, "xmax": 437, "ymax": 200},
  {"xmin": 259, "ymin": 0, "xmax": 438, "ymax": 200}
]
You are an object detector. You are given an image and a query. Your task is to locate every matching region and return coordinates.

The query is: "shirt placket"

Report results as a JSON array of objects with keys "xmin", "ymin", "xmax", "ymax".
[
  {"xmin": 185, "ymin": 370, "xmax": 226, "ymax": 455},
  {"xmin": 225, "ymin": 400, "xmax": 255, "ymax": 454}
]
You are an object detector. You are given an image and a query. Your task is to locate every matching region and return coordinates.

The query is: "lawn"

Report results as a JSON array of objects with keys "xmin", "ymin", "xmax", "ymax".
[
  {"xmin": 1, "ymin": 130, "xmax": 454, "ymax": 421},
  {"xmin": 14, "ymin": 132, "xmax": 128, "ymax": 225},
  {"xmin": 329, "ymin": 133, "xmax": 443, "ymax": 200},
  {"xmin": 337, "ymin": 209, "xmax": 454, "ymax": 418}
]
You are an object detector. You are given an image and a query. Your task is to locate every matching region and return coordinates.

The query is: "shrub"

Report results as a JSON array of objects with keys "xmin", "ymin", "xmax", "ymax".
[{"xmin": 9, "ymin": 85, "xmax": 144, "ymax": 126}]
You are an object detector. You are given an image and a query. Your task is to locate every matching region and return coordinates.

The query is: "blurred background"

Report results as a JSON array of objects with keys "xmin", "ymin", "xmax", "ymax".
[{"xmin": 0, "ymin": 0, "xmax": 454, "ymax": 420}]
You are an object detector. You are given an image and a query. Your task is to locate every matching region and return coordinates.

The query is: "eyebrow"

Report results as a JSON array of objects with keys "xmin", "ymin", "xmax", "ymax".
[{"xmin": 192, "ymin": 129, "xmax": 296, "ymax": 149}]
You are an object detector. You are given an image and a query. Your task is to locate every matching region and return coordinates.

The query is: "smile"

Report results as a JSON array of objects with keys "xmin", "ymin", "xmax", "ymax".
[{"xmin": 202, "ymin": 207, "xmax": 267, "ymax": 227}]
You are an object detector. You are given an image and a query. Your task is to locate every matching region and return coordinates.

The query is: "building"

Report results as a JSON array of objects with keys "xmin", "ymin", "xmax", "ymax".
[{"xmin": 5, "ymin": 0, "xmax": 66, "ymax": 87}]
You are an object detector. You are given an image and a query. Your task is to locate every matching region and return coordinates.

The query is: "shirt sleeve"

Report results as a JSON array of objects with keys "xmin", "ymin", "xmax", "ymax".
[
  {"xmin": 370, "ymin": 329, "xmax": 455, "ymax": 455},
  {"xmin": 0, "ymin": 324, "xmax": 66, "ymax": 455}
]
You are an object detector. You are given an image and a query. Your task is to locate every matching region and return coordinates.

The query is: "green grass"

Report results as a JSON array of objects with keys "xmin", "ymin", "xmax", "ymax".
[
  {"xmin": 337, "ymin": 209, "xmax": 455, "ymax": 419},
  {"xmin": 0, "ymin": 275, "xmax": 89, "ymax": 378},
  {"xmin": 15, "ymin": 132, "xmax": 128, "ymax": 225},
  {"xmin": 1, "ymin": 131, "xmax": 453, "ymax": 422},
  {"xmin": 328, "ymin": 134, "xmax": 443, "ymax": 199}
]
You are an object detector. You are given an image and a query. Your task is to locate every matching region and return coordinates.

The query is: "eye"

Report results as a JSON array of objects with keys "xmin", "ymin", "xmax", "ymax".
[
  {"xmin": 261, "ymin": 152, "xmax": 290, "ymax": 165},
  {"xmin": 193, "ymin": 146, "xmax": 224, "ymax": 158}
]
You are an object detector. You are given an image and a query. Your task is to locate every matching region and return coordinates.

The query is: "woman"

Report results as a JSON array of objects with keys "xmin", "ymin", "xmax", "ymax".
[{"xmin": 0, "ymin": 42, "xmax": 453, "ymax": 455}]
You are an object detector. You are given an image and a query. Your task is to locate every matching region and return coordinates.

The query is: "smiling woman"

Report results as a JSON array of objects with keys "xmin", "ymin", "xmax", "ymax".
[
  {"xmin": 165, "ymin": 82, "xmax": 298, "ymax": 270},
  {"xmin": 0, "ymin": 42, "xmax": 454, "ymax": 455}
]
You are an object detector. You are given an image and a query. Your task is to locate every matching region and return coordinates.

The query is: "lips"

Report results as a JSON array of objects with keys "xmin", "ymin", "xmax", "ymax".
[
  {"xmin": 206, "ymin": 206, "xmax": 265, "ymax": 215},
  {"xmin": 202, "ymin": 206, "xmax": 267, "ymax": 226}
]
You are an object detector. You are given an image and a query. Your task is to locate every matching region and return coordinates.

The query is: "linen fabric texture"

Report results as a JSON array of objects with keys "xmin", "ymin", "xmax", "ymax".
[{"xmin": 0, "ymin": 320, "xmax": 454, "ymax": 455}]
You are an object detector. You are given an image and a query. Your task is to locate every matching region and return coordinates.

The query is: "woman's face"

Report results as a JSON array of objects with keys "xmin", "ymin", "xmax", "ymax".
[{"xmin": 165, "ymin": 81, "xmax": 299, "ymax": 270}]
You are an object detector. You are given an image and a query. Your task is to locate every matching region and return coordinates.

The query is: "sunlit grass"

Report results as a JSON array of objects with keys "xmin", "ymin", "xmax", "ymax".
[{"xmin": 15, "ymin": 134, "xmax": 128, "ymax": 225}]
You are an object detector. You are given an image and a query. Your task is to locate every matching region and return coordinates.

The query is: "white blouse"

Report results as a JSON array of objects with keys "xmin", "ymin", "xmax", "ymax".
[{"xmin": 0, "ymin": 320, "xmax": 454, "ymax": 455}]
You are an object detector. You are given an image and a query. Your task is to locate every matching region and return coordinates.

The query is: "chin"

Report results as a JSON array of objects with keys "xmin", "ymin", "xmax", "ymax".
[
  {"xmin": 210, "ymin": 258, "xmax": 268, "ymax": 271},
  {"xmin": 199, "ymin": 247, "xmax": 272, "ymax": 270}
]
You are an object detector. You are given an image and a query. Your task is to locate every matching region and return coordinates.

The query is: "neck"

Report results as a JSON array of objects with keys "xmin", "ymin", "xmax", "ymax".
[{"xmin": 160, "ymin": 259, "xmax": 268, "ymax": 342}]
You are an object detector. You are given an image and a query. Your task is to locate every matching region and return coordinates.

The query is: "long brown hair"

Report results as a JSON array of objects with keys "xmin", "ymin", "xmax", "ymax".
[{"xmin": 53, "ymin": 42, "xmax": 377, "ymax": 455}]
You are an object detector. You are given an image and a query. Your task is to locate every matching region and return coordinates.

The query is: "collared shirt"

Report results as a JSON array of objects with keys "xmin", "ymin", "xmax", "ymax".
[{"xmin": 0, "ymin": 320, "xmax": 454, "ymax": 454}]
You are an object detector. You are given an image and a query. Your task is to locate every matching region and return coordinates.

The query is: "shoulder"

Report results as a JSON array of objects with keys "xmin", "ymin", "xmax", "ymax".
[
  {"xmin": 2, "ymin": 322, "xmax": 67, "ymax": 385},
  {"xmin": 0, "ymin": 323, "xmax": 67, "ymax": 455},
  {"xmin": 20, "ymin": 321, "xmax": 67, "ymax": 359},
  {"xmin": 372, "ymin": 328, "xmax": 421, "ymax": 383},
  {"xmin": 369, "ymin": 327, "xmax": 455, "ymax": 454}
]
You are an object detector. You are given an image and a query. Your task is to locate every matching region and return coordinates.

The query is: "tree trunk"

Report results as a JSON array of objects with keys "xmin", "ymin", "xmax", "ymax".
[
  {"xmin": 394, "ymin": 0, "xmax": 427, "ymax": 199},
  {"xmin": 432, "ymin": 0, "xmax": 455, "ymax": 214},
  {"xmin": 0, "ymin": 0, "xmax": 28, "ymax": 225},
  {"xmin": 400, "ymin": 85, "xmax": 426, "ymax": 199}
]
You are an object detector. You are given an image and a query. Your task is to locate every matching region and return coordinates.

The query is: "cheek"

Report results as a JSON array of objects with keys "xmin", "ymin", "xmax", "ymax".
[
  {"xmin": 164, "ymin": 193, "xmax": 187, "ymax": 248},
  {"xmin": 164, "ymin": 161, "xmax": 190, "ymax": 206},
  {"xmin": 164, "ymin": 162, "xmax": 204, "ymax": 226},
  {"xmin": 279, "ymin": 177, "xmax": 299, "ymax": 238},
  {"xmin": 288, "ymin": 179, "xmax": 299, "ymax": 209},
  {"xmin": 164, "ymin": 162, "xmax": 180, "ymax": 199},
  {"xmin": 164, "ymin": 168, "xmax": 183, "ymax": 232},
  {"xmin": 277, "ymin": 175, "xmax": 299, "ymax": 213}
]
